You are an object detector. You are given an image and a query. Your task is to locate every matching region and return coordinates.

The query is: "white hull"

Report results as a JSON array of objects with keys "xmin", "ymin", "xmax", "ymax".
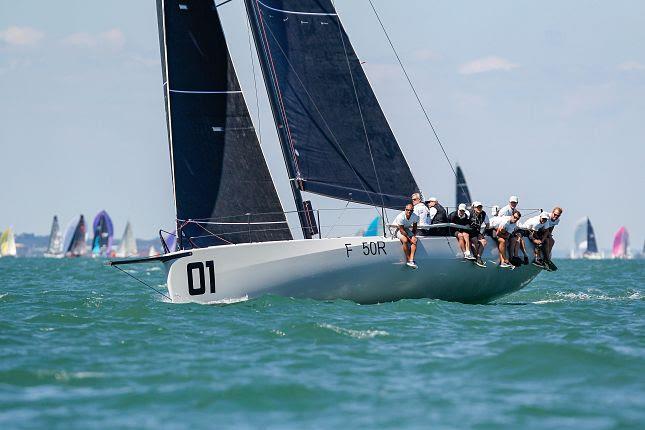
[{"xmin": 163, "ymin": 236, "xmax": 542, "ymax": 305}]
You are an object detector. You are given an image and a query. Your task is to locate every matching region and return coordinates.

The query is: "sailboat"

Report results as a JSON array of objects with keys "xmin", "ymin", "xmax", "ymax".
[
  {"xmin": 571, "ymin": 217, "xmax": 602, "ymax": 259},
  {"xmin": 63, "ymin": 215, "xmax": 88, "ymax": 257},
  {"xmin": 91, "ymin": 210, "xmax": 114, "ymax": 258},
  {"xmin": 455, "ymin": 164, "xmax": 472, "ymax": 208},
  {"xmin": 115, "ymin": 221, "xmax": 138, "ymax": 258},
  {"xmin": 0, "ymin": 227, "xmax": 17, "ymax": 257},
  {"xmin": 110, "ymin": 0, "xmax": 542, "ymax": 304},
  {"xmin": 44, "ymin": 215, "xmax": 64, "ymax": 258},
  {"xmin": 612, "ymin": 226, "xmax": 630, "ymax": 259}
]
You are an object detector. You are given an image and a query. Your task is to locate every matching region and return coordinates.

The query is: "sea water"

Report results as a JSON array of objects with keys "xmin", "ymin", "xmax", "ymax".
[{"xmin": 0, "ymin": 258, "xmax": 643, "ymax": 429}]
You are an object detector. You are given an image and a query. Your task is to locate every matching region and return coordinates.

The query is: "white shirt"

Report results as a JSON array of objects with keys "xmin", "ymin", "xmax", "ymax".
[
  {"xmin": 498, "ymin": 204, "xmax": 516, "ymax": 217},
  {"xmin": 413, "ymin": 203, "xmax": 429, "ymax": 226},
  {"xmin": 393, "ymin": 211, "xmax": 420, "ymax": 234},
  {"xmin": 545, "ymin": 213, "xmax": 560, "ymax": 229},
  {"xmin": 428, "ymin": 206, "xmax": 437, "ymax": 221},
  {"xmin": 520, "ymin": 215, "xmax": 547, "ymax": 231},
  {"xmin": 489, "ymin": 215, "xmax": 508, "ymax": 229},
  {"xmin": 500, "ymin": 217, "xmax": 518, "ymax": 234}
]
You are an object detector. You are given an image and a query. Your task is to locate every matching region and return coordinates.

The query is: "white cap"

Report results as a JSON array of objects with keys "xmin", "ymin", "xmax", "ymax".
[
  {"xmin": 427, "ymin": 197, "xmax": 437, "ymax": 202},
  {"xmin": 540, "ymin": 212, "xmax": 549, "ymax": 219},
  {"xmin": 458, "ymin": 203, "xmax": 466, "ymax": 211},
  {"xmin": 509, "ymin": 195, "xmax": 519, "ymax": 203},
  {"xmin": 472, "ymin": 201, "xmax": 482, "ymax": 208}
]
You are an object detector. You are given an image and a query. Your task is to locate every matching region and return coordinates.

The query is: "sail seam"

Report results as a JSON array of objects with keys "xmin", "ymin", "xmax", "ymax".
[
  {"xmin": 257, "ymin": 1, "xmax": 337, "ymax": 16},
  {"xmin": 260, "ymin": 18, "xmax": 381, "ymax": 209},
  {"xmin": 168, "ymin": 89, "xmax": 243, "ymax": 94},
  {"xmin": 333, "ymin": 1, "xmax": 386, "ymax": 209}
]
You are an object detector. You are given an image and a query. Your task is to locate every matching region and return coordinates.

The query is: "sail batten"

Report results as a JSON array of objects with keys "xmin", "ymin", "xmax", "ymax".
[
  {"xmin": 157, "ymin": 0, "xmax": 292, "ymax": 248},
  {"xmin": 245, "ymin": 0, "xmax": 419, "ymax": 209}
]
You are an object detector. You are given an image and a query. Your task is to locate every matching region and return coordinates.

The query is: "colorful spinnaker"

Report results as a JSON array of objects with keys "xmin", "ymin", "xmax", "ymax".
[
  {"xmin": 612, "ymin": 226, "xmax": 629, "ymax": 259},
  {"xmin": 91, "ymin": 210, "xmax": 114, "ymax": 257},
  {"xmin": 0, "ymin": 227, "xmax": 17, "ymax": 257}
]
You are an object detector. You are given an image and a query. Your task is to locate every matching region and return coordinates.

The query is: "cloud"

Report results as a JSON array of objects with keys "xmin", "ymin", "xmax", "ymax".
[
  {"xmin": 458, "ymin": 56, "xmax": 519, "ymax": 75},
  {"xmin": 617, "ymin": 61, "xmax": 645, "ymax": 72},
  {"xmin": 0, "ymin": 26, "xmax": 44, "ymax": 46},
  {"xmin": 61, "ymin": 28, "xmax": 125, "ymax": 51}
]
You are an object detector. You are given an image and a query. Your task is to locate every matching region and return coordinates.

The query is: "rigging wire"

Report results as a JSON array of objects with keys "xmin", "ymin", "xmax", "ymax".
[
  {"xmin": 366, "ymin": 0, "xmax": 459, "ymax": 183},
  {"xmin": 331, "ymin": 0, "xmax": 386, "ymax": 211},
  {"xmin": 245, "ymin": 6, "xmax": 263, "ymax": 145},
  {"xmin": 112, "ymin": 265, "xmax": 171, "ymax": 301}
]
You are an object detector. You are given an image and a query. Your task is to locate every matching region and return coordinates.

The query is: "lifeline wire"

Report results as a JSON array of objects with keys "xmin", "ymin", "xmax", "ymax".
[{"xmin": 113, "ymin": 265, "xmax": 171, "ymax": 301}]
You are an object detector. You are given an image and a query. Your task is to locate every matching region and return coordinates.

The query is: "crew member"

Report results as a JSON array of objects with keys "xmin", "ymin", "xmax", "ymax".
[
  {"xmin": 468, "ymin": 201, "xmax": 489, "ymax": 267},
  {"xmin": 426, "ymin": 197, "xmax": 448, "ymax": 224},
  {"xmin": 520, "ymin": 212, "xmax": 550, "ymax": 266},
  {"xmin": 496, "ymin": 211, "xmax": 521, "ymax": 268},
  {"xmin": 499, "ymin": 196, "xmax": 519, "ymax": 217},
  {"xmin": 543, "ymin": 207, "xmax": 563, "ymax": 263},
  {"xmin": 393, "ymin": 203, "xmax": 419, "ymax": 268},
  {"xmin": 448, "ymin": 203, "xmax": 472, "ymax": 259}
]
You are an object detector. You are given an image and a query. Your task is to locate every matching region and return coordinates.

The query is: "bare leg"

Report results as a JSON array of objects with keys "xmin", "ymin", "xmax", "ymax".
[
  {"xmin": 498, "ymin": 237, "xmax": 507, "ymax": 264},
  {"xmin": 519, "ymin": 236, "xmax": 528, "ymax": 257},
  {"xmin": 400, "ymin": 236, "xmax": 410, "ymax": 261},
  {"xmin": 464, "ymin": 233, "xmax": 472, "ymax": 255},
  {"xmin": 409, "ymin": 237, "xmax": 417, "ymax": 261},
  {"xmin": 456, "ymin": 233, "xmax": 466, "ymax": 253}
]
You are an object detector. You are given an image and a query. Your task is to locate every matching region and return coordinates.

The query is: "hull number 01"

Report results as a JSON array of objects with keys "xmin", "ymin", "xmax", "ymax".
[{"xmin": 186, "ymin": 261, "xmax": 215, "ymax": 295}]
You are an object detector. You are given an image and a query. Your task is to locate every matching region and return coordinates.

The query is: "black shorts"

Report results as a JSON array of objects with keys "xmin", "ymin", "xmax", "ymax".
[{"xmin": 514, "ymin": 229, "xmax": 530, "ymax": 238}]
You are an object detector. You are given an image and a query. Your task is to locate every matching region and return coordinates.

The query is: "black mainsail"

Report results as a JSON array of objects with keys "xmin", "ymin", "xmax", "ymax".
[
  {"xmin": 455, "ymin": 164, "xmax": 472, "ymax": 207},
  {"xmin": 157, "ymin": 0, "xmax": 292, "ymax": 248},
  {"xmin": 245, "ymin": 0, "xmax": 419, "ymax": 213}
]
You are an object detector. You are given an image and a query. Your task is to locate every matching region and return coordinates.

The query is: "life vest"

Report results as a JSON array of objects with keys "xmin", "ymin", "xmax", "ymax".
[
  {"xmin": 448, "ymin": 210, "xmax": 470, "ymax": 226},
  {"xmin": 431, "ymin": 204, "xmax": 448, "ymax": 224},
  {"xmin": 469, "ymin": 210, "xmax": 487, "ymax": 232}
]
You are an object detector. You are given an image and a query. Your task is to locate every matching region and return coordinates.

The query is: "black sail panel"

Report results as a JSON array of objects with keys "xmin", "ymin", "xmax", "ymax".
[
  {"xmin": 455, "ymin": 165, "xmax": 472, "ymax": 207},
  {"xmin": 245, "ymin": 0, "xmax": 418, "ymax": 209},
  {"xmin": 157, "ymin": 0, "xmax": 292, "ymax": 248},
  {"xmin": 586, "ymin": 218, "xmax": 598, "ymax": 253}
]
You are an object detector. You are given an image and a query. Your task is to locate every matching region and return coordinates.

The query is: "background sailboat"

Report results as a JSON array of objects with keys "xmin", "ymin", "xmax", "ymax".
[
  {"xmin": 44, "ymin": 215, "xmax": 64, "ymax": 258},
  {"xmin": 612, "ymin": 226, "xmax": 630, "ymax": 259},
  {"xmin": 63, "ymin": 215, "xmax": 87, "ymax": 257},
  {"xmin": 115, "ymin": 221, "xmax": 138, "ymax": 258},
  {"xmin": 571, "ymin": 217, "xmax": 602, "ymax": 259},
  {"xmin": 91, "ymin": 210, "xmax": 114, "ymax": 257},
  {"xmin": 0, "ymin": 228, "xmax": 17, "ymax": 257}
]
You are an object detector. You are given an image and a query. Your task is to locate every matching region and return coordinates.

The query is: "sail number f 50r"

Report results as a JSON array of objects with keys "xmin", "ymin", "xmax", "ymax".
[{"xmin": 186, "ymin": 261, "xmax": 215, "ymax": 295}]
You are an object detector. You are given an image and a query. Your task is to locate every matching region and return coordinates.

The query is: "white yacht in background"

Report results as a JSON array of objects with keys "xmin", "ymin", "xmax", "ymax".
[
  {"xmin": 115, "ymin": 222, "xmax": 138, "ymax": 258},
  {"xmin": 0, "ymin": 227, "xmax": 17, "ymax": 257},
  {"xmin": 44, "ymin": 215, "xmax": 65, "ymax": 258}
]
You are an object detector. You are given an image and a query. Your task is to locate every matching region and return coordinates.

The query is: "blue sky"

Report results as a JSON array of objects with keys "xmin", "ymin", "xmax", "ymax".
[{"xmin": 1, "ymin": 0, "xmax": 643, "ymax": 253}]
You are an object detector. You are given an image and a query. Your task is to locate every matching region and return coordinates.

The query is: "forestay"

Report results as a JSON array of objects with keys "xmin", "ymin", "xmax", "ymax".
[
  {"xmin": 157, "ymin": 0, "xmax": 292, "ymax": 248},
  {"xmin": 245, "ymin": 0, "xmax": 419, "ymax": 209}
]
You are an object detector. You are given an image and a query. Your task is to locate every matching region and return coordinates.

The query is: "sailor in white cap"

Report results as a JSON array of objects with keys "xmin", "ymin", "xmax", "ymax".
[
  {"xmin": 448, "ymin": 203, "xmax": 472, "ymax": 259},
  {"xmin": 543, "ymin": 206, "xmax": 564, "ymax": 265},
  {"xmin": 498, "ymin": 196, "xmax": 519, "ymax": 217},
  {"xmin": 425, "ymin": 197, "xmax": 448, "ymax": 224},
  {"xmin": 495, "ymin": 210, "xmax": 522, "ymax": 268},
  {"xmin": 519, "ymin": 212, "xmax": 550, "ymax": 266},
  {"xmin": 467, "ymin": 201, "xmax": 489, "ymax": 267}
]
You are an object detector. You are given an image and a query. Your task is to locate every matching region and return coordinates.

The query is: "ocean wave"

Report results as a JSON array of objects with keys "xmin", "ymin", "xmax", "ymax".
[
  {"xmin": 317, "ymin": 323, "xmax": 388, "ymax": 339},
  {"xmin": 532, "ymin": 290, "xmax": 642, "ymax": 304},
  {"xmin": 0, "ymin": 293, "xmax": 8, "ymax": 300},
  {"xmin": 204, "ymin": 295, "xmax": 249, "ymax": 305}
]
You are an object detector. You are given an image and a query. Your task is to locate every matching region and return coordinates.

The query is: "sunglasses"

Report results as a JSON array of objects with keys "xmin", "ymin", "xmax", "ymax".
[{"xmin": 405, "ymin": 209, "xmax": 413, "ymax": 212}]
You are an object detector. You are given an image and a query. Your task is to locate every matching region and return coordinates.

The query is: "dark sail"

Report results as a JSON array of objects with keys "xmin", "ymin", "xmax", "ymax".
[
  {"xmin": 586, "ymin": 218, "xmax": 598, "ymax": 254},
  {"xmin": 245, "ymin": 0, "xmax": 419, "ymax": 209},
  {"xmin": 67, "ymin": 215, "xmax": 87, "ymax": 257},
  {"xmin": 455, "ymin": 164, "xmax": 472, "ymax": 207},
  {"xmin": 157, "ymin": 0, "xmax": 292, "ymax": 248}
]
